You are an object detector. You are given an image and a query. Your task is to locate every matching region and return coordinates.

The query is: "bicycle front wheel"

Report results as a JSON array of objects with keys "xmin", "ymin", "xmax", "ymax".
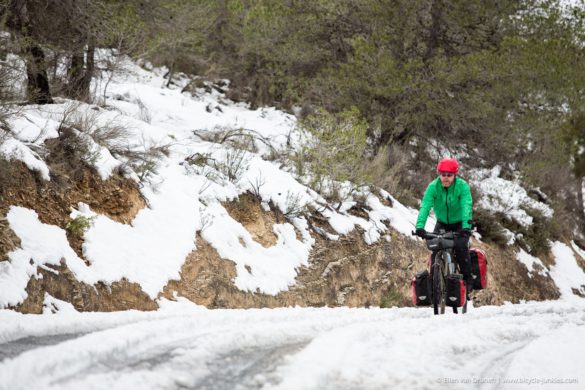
[{"xmin": 432, "ymin": 262, "xmax": 445, "ymax": 315}]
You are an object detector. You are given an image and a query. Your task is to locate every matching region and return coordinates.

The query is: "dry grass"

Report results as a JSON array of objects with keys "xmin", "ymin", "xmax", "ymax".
[
  {"xmin": 58, "ymin": 103, "xmax": 131, "ymax": 153},
  {"xmin": 368, "ymin": 145, "xmax": 419, "ymax": 208}
]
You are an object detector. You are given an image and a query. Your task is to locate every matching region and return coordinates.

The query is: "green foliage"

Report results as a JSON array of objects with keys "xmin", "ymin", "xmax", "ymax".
[
  {"xmin": 104, "ymin": 1, "xmax": 149, "ymax": 54},
  {"xmin": 472, "ymin": 208, "xmax": 509, "ymax": 247},
  {"xmin": 380, "ymin": 289, "xmax": 404, "ymax": 308},
  {"xmin": 298, "ymin": 106, "xmax": 369, "ymax": 199},
  {"xmin": 4, "ymin": 0, "xmax": 585, "ymax": 237},
  {"xmin": 66, "ymin": 216, "xmax": 96, "ymax": 238},
  {"xmin": 563, "ymin": 111, "xmax": 585, "ymax": 178},
  {"xmin": 519, "ymin": 208, "xmax": 555, "ymax": 257}
]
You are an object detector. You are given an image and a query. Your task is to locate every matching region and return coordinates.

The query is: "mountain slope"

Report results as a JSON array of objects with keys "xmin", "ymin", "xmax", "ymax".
[{"xmin": 0, "ymin": 54, "xmax": 584, "ymax": 312}]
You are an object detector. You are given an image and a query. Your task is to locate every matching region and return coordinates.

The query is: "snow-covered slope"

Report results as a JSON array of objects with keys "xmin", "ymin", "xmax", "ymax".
[{"xmin": 1, "ymin": 54, "xmax": 584, "ymax": 309}]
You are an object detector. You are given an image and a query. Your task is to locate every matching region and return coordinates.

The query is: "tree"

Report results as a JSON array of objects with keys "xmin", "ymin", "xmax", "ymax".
[{"xmin": 3, "ymin": 0, "xmax": 53, "ymax": 104}]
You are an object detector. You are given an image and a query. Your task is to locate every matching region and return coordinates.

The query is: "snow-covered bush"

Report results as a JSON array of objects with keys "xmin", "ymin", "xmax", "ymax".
[
  {"xmin": 120, "ymin": 139, "xmax": 171, "ymax": 182},
  {"xmin": 214, "ymin": 148, "xmax": 250, "ymax": 184},
  {"xmin": 283, "ymin": 190, "xmax": 307, "ymax": 219},
  {"xmin": 58, "ymin": 103, "xmax": 130, "ymax": 154}
]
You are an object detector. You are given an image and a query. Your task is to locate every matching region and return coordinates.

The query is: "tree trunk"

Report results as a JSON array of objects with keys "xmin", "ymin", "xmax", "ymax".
[
  {"xmin": 578, "ymin": 177, "xmax": 585, "ymax": 233},
  {"xmin": 66, "ymin": 44, "xmax": 94, "ymax": 102},
  {"xmin": 11, "ymin": 0, "xmax": 53, "ymax": 104},
  {"xmin": 165, "ymin": 61, "xmax": 174, "ymax": 88},
  {"xmin": 25, "ymin": 44, "xmax": 53, "ymax": 104}
]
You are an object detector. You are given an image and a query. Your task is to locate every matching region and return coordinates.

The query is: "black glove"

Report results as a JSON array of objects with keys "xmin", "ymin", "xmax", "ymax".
[
  {"xmin": 461, "ymin": 228, "xmax": 472, "ymax": 238},
  {"xmin": 416, "ymin": 228, "xmax": 426, "ymax": 238}
]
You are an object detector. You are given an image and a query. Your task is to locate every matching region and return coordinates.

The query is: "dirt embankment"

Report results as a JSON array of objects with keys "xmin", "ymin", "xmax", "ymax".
[
  {"xmin": 0, "ymin": 161, "xmax": 154, "ymax": 313},
  {"xmin": 1, "ymin": 161, "xmax": 565, "ymax": 313},
  {"xmin": 162, "ymin": 193, "xmax": 561, "ymax": 309}
]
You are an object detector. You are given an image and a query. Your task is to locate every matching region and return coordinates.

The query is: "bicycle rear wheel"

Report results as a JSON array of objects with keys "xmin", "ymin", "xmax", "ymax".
[{"xmin": 432, "ymin": 262, "xmax": 445, "ymax": 315}]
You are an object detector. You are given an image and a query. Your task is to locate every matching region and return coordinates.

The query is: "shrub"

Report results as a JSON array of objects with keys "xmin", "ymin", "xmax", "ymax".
[
  {"xmin": 214, "ymin": 148, "xmax": 249, "ymax": 184},
  {"xmin": 135, "ymin": 98, "xmax": 152, "ymax": 124},
  {"xmin": 119, "ymin": 139, "xmax": 171, "ymax": 182},
  {"xmin": 66, "ymin": 215, "xmax": 96, "ymax": 237},
  {"xmin": 0, "ymin": 128, "xmax": 9, "ymax": 148},
  {"xmin": 58, "ymin": 104, "xmax": 130, "ymax": 154},
  {"xmin": 46, "ymin": 127, "xmax": 100, "ymax": 181},
  {"xmin": 193, "ymin": 126, "xmax": 277, "ymax": 156},
  {"xmin": 472, "ymin": 208, "xmax": 509, "ymax": 246},
  {"xmin": 283, "ymin": 190, "xmax": 307, "ymax": 219},
  {"xmin": 380, "ymin": 289, "xmax": 404, "ymax": 308},
  {"xmin": 520, "ymin": 207, "xmax": 555, "ymax": 256},
  {"xmin": 369, "ymin": 145, "xmax": 421, "ymax": 209},
  {"xmin": 298, "ymin": 106, "xmax": 370, "ymax": 201}
]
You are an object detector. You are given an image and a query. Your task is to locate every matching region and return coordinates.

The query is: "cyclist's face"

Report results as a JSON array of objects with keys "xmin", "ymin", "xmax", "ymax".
[{"xmin": 439, "ymin": 172, "xmax": 455, "ymax": 187}]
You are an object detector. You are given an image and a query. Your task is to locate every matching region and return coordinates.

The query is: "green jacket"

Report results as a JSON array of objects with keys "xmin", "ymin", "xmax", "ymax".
[{"xmin": 415, "ymin": 176, "xmax": 473, "ymax": 229}]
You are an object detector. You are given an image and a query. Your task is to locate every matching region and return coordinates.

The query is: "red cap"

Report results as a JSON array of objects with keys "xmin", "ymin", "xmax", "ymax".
[{"xmin": 437, "ymin": 158, "xmax": 459, "ymax": 173}]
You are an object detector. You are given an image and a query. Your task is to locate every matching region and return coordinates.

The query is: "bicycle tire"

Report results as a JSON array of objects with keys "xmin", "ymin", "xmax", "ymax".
[{"xmin": 432, "ymin": 261, "xmax": 445, "ymax": 315}]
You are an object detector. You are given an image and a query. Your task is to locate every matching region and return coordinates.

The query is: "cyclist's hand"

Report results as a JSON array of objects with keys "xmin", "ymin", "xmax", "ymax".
[
  {"xmin": 416, "ymin": 228, "xmax": 426, "ymax": 238},
  {"xmin": 461, "ymin": 228, "xmax": 472, "ymax": 238}
]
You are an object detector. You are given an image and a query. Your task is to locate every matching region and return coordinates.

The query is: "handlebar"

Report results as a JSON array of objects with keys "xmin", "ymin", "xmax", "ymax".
[{"xmin": 411, "ymin": 230, "xmax": 469, "ymax": 240}]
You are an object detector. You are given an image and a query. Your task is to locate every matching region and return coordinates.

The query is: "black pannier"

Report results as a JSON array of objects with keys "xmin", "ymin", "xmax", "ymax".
[
  {"xmin": 411, "ymin": 270, "xmax": 432, "ymax": 306},
  {"xmin": 446, "ymin": 273, "xmax": 466, "ymax": 307}
]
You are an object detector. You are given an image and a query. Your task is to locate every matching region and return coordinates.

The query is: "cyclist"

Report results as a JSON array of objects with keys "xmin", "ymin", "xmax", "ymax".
[{"xmin": 415, "ymin": 157, "xmax": 474, "ymax": 293}]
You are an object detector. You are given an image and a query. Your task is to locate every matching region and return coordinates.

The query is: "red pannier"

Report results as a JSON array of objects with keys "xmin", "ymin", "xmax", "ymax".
[
  {"xmin": 469, "ymin": 248, "xmax": 488, "ymax": 290},
  {"xmin": 446, "ymin": 274, "xmax": 466, "ymax": 307},
  {"xmin": 411, "ymin": 270, "xmax": 432, "ymax": 306}
]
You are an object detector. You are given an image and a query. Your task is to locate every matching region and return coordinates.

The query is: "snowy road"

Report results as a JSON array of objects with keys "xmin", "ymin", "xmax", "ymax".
[{"xmin": 1, "ymin": 300, "xmax": 584, "ymax": 390}]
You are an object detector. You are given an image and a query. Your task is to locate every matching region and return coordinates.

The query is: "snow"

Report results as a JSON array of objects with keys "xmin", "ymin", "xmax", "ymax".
[
  {"xmin": 379, "ymin": 189, "xmax": 436, "ymax": 235},
  {"xmin": 573, "ymin": 241, "xmax": 585, "ymax": 261},
  {"xmin": 42, "ymin": 293, "xmax": 78, "ymax": 315},
  {"xmin": 1, "ymin": 207, "xmax": 90, "ymax": 308},
  {"xmin": 73, "ymin": 162, "xmax": 200, "ymax": 298},
  {"xmin": 1, "ymin": 53, "xmax": 583, "ymax": 306},
  {"xmin": 0, "ymin": 137, "xmax": 51, "ymax": 180},
  {"xmin": 550, "ymin": 241, "xmax": 585, "ymax": 301},
  {"xmin": 0, "ymin": 300, "xmax": 583, "ymax": 389},
  {"xmin": 469, "ymin": 166, "xmax": 553, "ymax": 227},
  {"xmin": 200, "ymin": 202, "xmax": 311, "ymax": 294},
  {"xmin": 506, "ymin": 324, "xmax": 585, "ymax": 385},
  {"xmin": 516, "ymin": 248, "xmax": 549, "ymax": 277}
]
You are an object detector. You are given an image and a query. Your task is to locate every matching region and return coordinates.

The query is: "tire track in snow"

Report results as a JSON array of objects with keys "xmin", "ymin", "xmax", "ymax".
[
  {"xmin": 0, "ymin": 333, "xmax": 86, "ymax": 362},
  {"xmin": 192, "ymin": 340, "xmax": 309, "ymax": 390},
  {"xmin": 475, "ymin": 339, "xmax": 536, "ymax": 390}
]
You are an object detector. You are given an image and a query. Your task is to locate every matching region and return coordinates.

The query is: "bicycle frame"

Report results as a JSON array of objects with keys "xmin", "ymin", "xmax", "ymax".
[{"xmin": 423, "ymin": 230, "xmax": 467, "ymax": 315}]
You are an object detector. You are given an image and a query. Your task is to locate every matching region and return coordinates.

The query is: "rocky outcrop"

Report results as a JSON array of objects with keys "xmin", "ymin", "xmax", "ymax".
[{"xmin": 17, "ymin": 263, "xmax": 157, "ymax": 313}]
